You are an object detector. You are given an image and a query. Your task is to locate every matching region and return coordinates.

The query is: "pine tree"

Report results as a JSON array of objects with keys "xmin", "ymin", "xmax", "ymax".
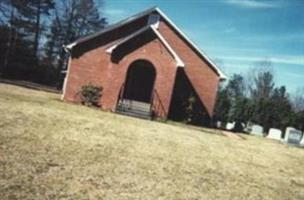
[
  {"xmin": 270, "ymin": 86, "xmax": 292, "ymax": 130},
  {"xmin": 14, "ymin": 0, "xmax": 54, "ymax": 57},
  {"xmin": 31, "ymin": 0, "xmax": 55, "ymax": 57},
  {"xmin": 1, "ymin": 0, "xmax": 26, "ymax": 77},
  {"xmin": 226, "ymin": 74, "xmax": 246, "ymax": 121},
  {"xmin": 1, "ymin": 0, "xmax": 54, "ymax": 78},
  {"xmin": 45, "ymin": 0, "xmax": 107, "ymax": 86},
  {"xmin": 214, "ymin": 87, "xmax": 231, "ymax": 122}
]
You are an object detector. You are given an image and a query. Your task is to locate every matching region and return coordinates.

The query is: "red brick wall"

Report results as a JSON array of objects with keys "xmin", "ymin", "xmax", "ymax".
[
  {"xmin": 63, "ymin": 30, "xmax": 177, "ymax": 118},
  {"xmin": 158, "ymin": 20, "xmax": 220, "ymax": 116},
  {"xmin": 63, "ymin": 14, "xmax": 221, "ymax": 118},
  {"xmin": 63, "ymin": 46, "xmax": 109, "ymax": 103}
]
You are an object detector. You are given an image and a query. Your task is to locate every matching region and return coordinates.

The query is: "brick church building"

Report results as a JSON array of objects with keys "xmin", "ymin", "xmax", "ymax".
[{"xmin": 62, "ymin": 7, "xmax": 226, "ymax": 123}]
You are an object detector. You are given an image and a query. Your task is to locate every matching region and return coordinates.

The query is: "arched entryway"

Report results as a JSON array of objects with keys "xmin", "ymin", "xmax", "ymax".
[{"xmin": 123, "ymin": 60, "xmax": 156, "ymax": 103}]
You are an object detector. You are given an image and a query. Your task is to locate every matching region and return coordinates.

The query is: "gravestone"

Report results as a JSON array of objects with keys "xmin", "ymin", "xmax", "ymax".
[
  {"xmin": 267, "ymin": 128, "xmax": 282, "ymax": 140},
  {"xmin": 287, "ymin": 129, "xmax": 303, "ymax": 145},
  {"xmin": 244, "ymin": 122, "xmax": 253, "ymax": 133},
  {"xmin": 242, "ymin": 123, "xmax": 246, "ymax": 129},
  {"xmin": 300, "ymin": 134, "xmax": 304, "ymax": 146},
  {"xmin": 226, "ymin": 122, "xmax": 235, "ymax": 131},
  {"xmin": 216, "ymin": 121, "xmax": 222, "ymax": 129},
  {"xmin": 284, "ymin": 127, "xmax": 296, "ymax": 142},
  {"xmin": 251, "ymin": 125, "xmax": 263, "ymax": 136}
]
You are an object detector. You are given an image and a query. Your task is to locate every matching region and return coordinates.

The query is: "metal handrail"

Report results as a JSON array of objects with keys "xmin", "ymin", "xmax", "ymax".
[
  {"xmin": 150, "ymin": 89, "xmax": 167, "ymax": 118},
  {"xmin": 117, "ymin": 83, "xmax": 166, "ymax": 119},
  {"xmin": 116, "ymin": 83, "xmax": 125, "ymax": 109}
]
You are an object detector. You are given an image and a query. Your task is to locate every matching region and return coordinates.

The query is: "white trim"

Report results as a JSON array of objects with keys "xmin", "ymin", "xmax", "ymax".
[
  {"xmin": 106, "ymin": 26, "xmax": 150, "ymax": 53},
  {"xmin": 65, "ymin": 6, "xmax": 158, "ymax": 50},
  {"xmin": 148, "ymin": 14, "xmax": 160, "ymax": 29},
  {"xmin": 155, "ymin": 8, "xmax": 226, "ymax": 80},
  {"xmin": 65, "ymin": 6, "xmax": 226, "ymax": 79},
  {"xmin": 150, "ymin": 26, "xmax": 185, "ymax": 67},
  {"xmin": 105, "ymin": 25, "xmax": 185, "ymax": 67},
  {"xmin": 105, "ymin": 44, "xmax": 117, "ymax": 54},
  {"xmin": 61, "ymin": 56, "xmax": 72, "ymax": 100},
  {"xmin": 65, "ymin": 42, "xmax": 77, "ymax": 50}
]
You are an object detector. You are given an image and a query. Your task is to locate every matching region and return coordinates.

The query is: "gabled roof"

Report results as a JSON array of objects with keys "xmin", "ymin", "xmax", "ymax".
[
  {"xmin": 65, "ymin": 6, "xmax": 226, "ymax": 80},
  {"xmin": 105, "ymin": 25, "xmax": 185, "ymax": 67}
]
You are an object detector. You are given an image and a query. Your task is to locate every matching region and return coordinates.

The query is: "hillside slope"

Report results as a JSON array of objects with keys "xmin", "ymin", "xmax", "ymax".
[{"xmin": 0, "ymin": 83, "xmax": 303, "ymax": 200}]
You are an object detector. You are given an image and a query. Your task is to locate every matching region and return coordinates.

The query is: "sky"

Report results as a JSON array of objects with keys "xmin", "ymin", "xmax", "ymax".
[{"xmin": 102, "ymin": 0, "xmax": 304, "ymax": 94}]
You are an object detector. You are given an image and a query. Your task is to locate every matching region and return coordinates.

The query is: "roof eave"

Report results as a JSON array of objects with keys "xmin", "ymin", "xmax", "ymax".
[
  {"xmin": 105, "ymin": 25, "xmax": 185, "ymax": 68},
  {"xmin": 65, "ymin": 6, "xmax": 226, "ymax": 78},
  {"xmin": 65, "ymin": 6, "xmax": 158, "ymax": 49},
  {"xmin": 155, "ymin": 7, "xmax": 226, "ymax": 79}
]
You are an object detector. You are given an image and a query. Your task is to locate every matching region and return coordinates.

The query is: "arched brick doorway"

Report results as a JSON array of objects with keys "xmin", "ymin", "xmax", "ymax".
[{"xmin": 123, "ymin": 60, "xmax": 156, "ymax": 103}]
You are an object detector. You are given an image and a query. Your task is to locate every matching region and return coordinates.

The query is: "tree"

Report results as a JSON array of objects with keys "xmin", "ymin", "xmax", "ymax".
[
  {"xmin": 251, "ymin": 71, "xmax": 275, "ymax": 101},
  {"xmin": 292, "ymin": 87, "xmax": 304, "ymax": 112},
  {"xmin": 0, "ymin": 0, "xmax": 11, "ymax": 25},
  {"xmin": 213, "ymin": 86, "xmax": 231, "ymax": 122},
  {"xmin": 1, "ymin": 0, "xmax": 30, "ymax": 77},
  {"xmin": 250, "ymin": 70, "xmax": 275, "ymax": 131},
  {"xmin": 45, "ymin": 0, "xmax": 107, "ymax": 86},
  {"xmin": 232, "ymin": 96, "xmax": 253, "ymax": 123},
  {"xmin": 269, "ymin": 86, "xmax": 293, "ymax": 130},
  {"xmin": 294, "ymin": 111, "xmax": 304, "ymax": 131},
  {"xmin": 0, "ymin": 0, "xmax": 107, "ymax": 84},
  {"xmin": 226, "ymin": 74, "xmax": 246, "ymax": 121},
  {"xmin": 213, "ymin": 61, "xmax": 301, "ymax": 133},
  {"xmin": 214, "ymin": 74, "xmax": 252, "ymax": 123},
  {"xmin": 29, "ymin": 0, "xmax": 55, "ymax": 57},
  {"xmin": 11, "ymin": 0, "xmax": 54, "ymax": 57},
  {"xmin": 0, "ymin": 25, "xmax": 10, "ymax": 67},
  {"xmin": 1, "ymin": 0, "xmax": 15, "ymax": 76},
  {"xmin": 0, "ymin": 0, "xmax": 54, "ymax": 79}
]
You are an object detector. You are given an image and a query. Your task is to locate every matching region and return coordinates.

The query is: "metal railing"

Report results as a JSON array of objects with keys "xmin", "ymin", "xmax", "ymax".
[
  {"xmin": 150, "ymin": 89, "xmax": 167, "ymax": 119},
  {"xmin": 116, "ymin": 82, "xmax": 167, "ymax": 119},
  {"xmin": 116, "ymin": 83, "xmax": 125, "ymax": 110}
]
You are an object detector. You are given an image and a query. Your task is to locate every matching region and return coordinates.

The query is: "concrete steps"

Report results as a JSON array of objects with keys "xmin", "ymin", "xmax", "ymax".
[{"xmin": 116, "ymin": 99, "xmax": 152, "ymax": 120}]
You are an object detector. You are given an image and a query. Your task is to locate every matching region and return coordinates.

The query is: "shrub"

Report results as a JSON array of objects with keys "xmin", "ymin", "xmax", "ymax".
[
  {"xmin": 185, "ymin": 95, "xmax": 196, "ymax": 123},
  {"xmin": 80, "ymin": 84, "xmax": 103, "ymax": 107}
]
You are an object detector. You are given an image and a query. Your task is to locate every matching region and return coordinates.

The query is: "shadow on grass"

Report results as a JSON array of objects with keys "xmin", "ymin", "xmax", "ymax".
[{"xmin": 0, "ymin": 78, "xmax": 61, "ymax": 94}]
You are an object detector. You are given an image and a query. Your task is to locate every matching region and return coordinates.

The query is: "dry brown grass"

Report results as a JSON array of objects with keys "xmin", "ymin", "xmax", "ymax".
[{"xmin": 0, "ymin": 83, "xmax": 304, "ymax": 200}]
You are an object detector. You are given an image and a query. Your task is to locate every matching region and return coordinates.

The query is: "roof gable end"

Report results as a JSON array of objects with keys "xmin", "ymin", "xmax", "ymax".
[
  {"xmin": 105, "ymin": 25, "xmax": 185, "ymax": 67},
  {"xmin": 65, "ymin": 6, "xmax": 226, "ymax": 80}
]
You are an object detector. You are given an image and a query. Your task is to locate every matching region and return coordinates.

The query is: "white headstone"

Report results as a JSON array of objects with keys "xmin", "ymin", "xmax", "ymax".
[
  {"xmin": 300, "ymin": 134, "xmax": 304, "ymax": 146},
  {"xmin": 287, "ymin": 129, "xmax": 303, "ymax": 145},
  {"xmin": 216, "ymin": 121, "xmax": 222, "ymax": 128},
  {"xmin": 244, "ymin": 122, "xmax": 253, "ymax": 133},
  {"xmin": 242, "ymin": 123, "xmax": 246, "ymax": 128},
  {"xmin": 226, "ymin": 122, "xmax": 235, "ymax": 130},
  {"xmin": 284, "ymin": 127, "xmax": 296, "ymax": 142},
  {"xmin": 267, "ymin": 128, "xmax": 282, "ymax": 140},
  {"xmin": 251, "ymin": 125, "xmax": 263, "ymax": 136}
]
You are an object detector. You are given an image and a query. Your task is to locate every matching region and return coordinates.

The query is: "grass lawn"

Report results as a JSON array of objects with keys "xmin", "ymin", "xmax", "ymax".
[{"xmin": 0, "ymin": 83, "xmax": 304, "ymax": 200}]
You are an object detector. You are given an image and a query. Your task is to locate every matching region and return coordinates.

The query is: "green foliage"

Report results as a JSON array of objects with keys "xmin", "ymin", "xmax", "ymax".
[
  {"xmin": 45, "ymin": 0, "xmax": 108, "ymax": 85},
  {"xmin": 214, "ymin": 68, "xmax": 300, "ymax": 132},
  {"xmin": 226, "ymin": 74, "xmax": 247, "ymax": 121},
  {"xmin": 80, "ymin": 84, "xmax": 103, "ymax": 107},
  {"xmin": 214, "ymin": 87, "xmax": 230, "ymax": 121},
  {"xmin": 214, "ymin": 74, "xmax": 251, "ymax": 123},
  {"xmin": 294, "ymin": 111, "xmax": 304, "ymax": 131},
  {"xmin": 185, "ymin": 94, "xmax": 196, "ymax": 123},
  {"xmin": 169, "ymin": 69, "xmax": 210, "ymax": 126},
  {"xmin": 251, "ymin": 71, "xmax": 275, "ymax": 100},
  {"xmin": 0, "ymin": 0, "xmax": 107, "ymax": 87},
  {"xmin": 251, "ymin": 76, "xmax": 292, "ymax": 132},
  {"xmin": 232, "ymin": 97, "xmax": 253, "ymax": 122}
]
